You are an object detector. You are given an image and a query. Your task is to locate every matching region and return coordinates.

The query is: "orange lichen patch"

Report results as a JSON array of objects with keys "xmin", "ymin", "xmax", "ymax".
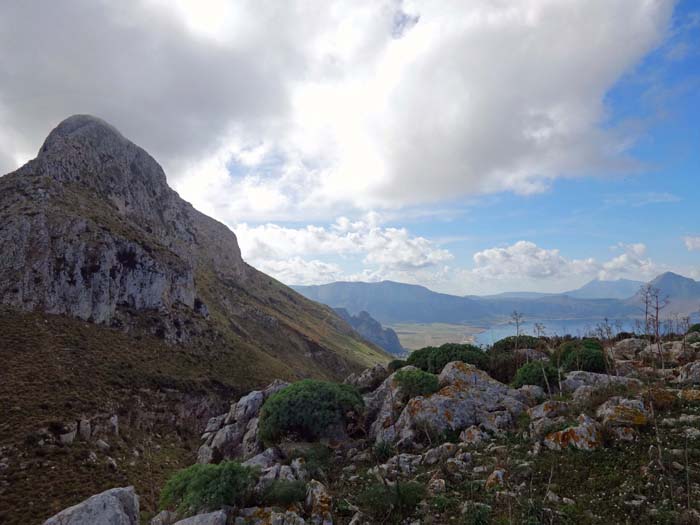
[
  {"xmin": 444, "ymin": 409, "xmax": 453, "ymax": 422},
  {"xmin": 544, "ymin": 419, "xmax": 602, "ymax": 451},
  {"xmin": 679, "ymin": 389, "xmax": 700, "ymax": 402},
  {"xmin": 438, "ymin": 384, "xmax": 466, "ymax": 397},
  {"xmin": 609, "ymin": 426, "xmax": 638, "ymax": 442},
  {"xmin": 485, "ymin": 468, "xmax": 507, "ymax": 490},
  {"xmin": 648, "ymin": 388, "xmax": 678, "ymax": 409},
  {"xmin": 607, "ymin": 405, "xmax": 647, "ymax": 427}
]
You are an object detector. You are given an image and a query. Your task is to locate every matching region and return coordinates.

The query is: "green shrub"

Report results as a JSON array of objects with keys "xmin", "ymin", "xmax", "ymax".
[
  {"xmin": 407, "ymin": 343, "xmax": 488, "ymax": 374},
  {"xmin": 159, "ymin": 461, "xmax": 254, "ymax": 515},
  {"xmin": 373, "ymin": 440, "xmax": 397, "ymax": 462},
  {"xmin": 491, "ymin": 335, "xmax": 544, "ymax": 353},
  {"xmin": 562, "ymin": 345, "xmax": 607, "ymax": 373},
  {"xmin": 259, "ymin": 380, "xmax": 363, "ymax": 443},
  {"xmin": 387, "ymin": 359, "xmax": 407, "ymax": 372},
  {"xmin": 357, "ymin": 481, "xmax": 426, "ymax": 519},
  {"xmin": 688, "ymin": 323, "xmax": 700, "ymax": 334},
  {"xmin": 512, "ymin": 361, "xmax": 558, "ymax": 389},
  {"xmin": 262, "ymin": 480, "xmax": 307, "ymax": 506},
  {"xmin": 486, "ymin": 349, "xmax": 525, "ymax": 384},
  {"xmin": 395, "ymin": 368, "xmax": 439, "ymax": 399},
  {"xmin": 462, "ymin": 503, "xmax": 491, "ymax": 525}
]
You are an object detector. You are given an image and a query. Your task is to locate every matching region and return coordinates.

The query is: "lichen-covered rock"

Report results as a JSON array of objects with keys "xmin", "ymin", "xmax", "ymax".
[
  {"xmin": 459, "ymin": 425, "xmax": 489, "ymax": 446},
  {"xmin": 422, "ymin": 442, "xmax": 458, "ymax": 465},
  {"xmin": 306, "ymin": 480, "xmax": 333, "ymax": 525},
  {"xmin": 679, "ymin": 389, "xmax": 700, "ymax": 402},
  {"xmin": 595, "ymin": 397, "xmax": 648, "ymax": 427},
  {"xmin": 639, "ymin": 341, "xmax": 696, "ymax": 366},
  {"xmin": 485, "ymin": 468, "xmax": 507, "ymax": 490},
  {"xmin": 365, "ymin": 366, "xmax": 419, "ymax": 441},
  {"xmin": 374, "ymin": 362, "xmax": 526, "ymax": 444},
  {"xmin": 150, "ymin": 510, "xmax": 178, "ymax": 525},
  {"xmin": 344, "ymin": 364, "xmax": 388, "ymax": 393},
  {"xmin": 198, "ymin": 380, "xmax": 289, "ymax": 463},
  {"xmin": 677, "ymin": 362, "xmax": 700, "ymax": 385},
  {"xmin": 172, "ymin": 511, "xmax": 228, "ymax": 525},
  {"xmin": 561, "ymin": 371, "xmax": 641, "ymax": 393},
  {"xmin": 527, "ymin": 401, "xmax": 569, "ymax": 421},
  {"xmin": 611, "ymin": 339, "xmax": 647, "ymax": 360},
  {"xmin": 43, "ymin": 486, "xmax": 139, "ymax": 525},
  {"xmin": 543, "ymin": 414, "xmax": 603, "ymax": 451}
]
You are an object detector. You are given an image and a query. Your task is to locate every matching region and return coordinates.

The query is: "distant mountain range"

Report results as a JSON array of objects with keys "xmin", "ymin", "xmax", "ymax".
[
  {"xmin": 564, "ymin": 278, "xmax": 644, "ymax": 299},
  {"xmin": 294, "ymin": 273, "xmax": 700, "ymax": 325}
]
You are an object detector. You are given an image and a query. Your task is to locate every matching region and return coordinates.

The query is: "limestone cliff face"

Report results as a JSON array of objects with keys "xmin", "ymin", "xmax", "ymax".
[{"xmin": 0, "ymin": 115, "xmax": 387, "ymax": 376}]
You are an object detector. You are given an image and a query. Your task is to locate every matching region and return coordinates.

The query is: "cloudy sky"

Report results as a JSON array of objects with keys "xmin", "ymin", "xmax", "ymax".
[{"xmin": 1, "ymin": 0, "xmax": 698, "ymax": 294}]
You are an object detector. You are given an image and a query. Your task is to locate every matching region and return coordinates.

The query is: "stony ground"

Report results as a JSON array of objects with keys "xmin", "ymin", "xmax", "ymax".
[{"xmin": 17, "ymin": 335, "xmax": 700, "ymax": 524}]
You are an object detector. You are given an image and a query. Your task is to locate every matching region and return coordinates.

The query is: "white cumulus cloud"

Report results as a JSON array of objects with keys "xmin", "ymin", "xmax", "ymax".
[
  {"xmin": 0, "ymin": 0, "xmax": 676, "ymax": 222},
  {"xmin": 684, "ymin": 236, "xmax": 700, "ymax": 251}
]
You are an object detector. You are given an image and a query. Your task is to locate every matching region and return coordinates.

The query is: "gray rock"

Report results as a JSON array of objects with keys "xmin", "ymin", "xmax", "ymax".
[
  {"xmin": 561, "ymin": 371, "xmax": 641, "ymax": 393},
  {"xmin": 374, "ymin": 362, "xmax": 526, "ymax": 444},
  {"xmin": 150, "ymin": 510, "xmax": 178, "ymax": 525},
  {"xmin": 243, "ymin": 447, "xmax": 283, "ymax": 469},
  {"xmin": 306, "ymin": 480, "xmax": 333, "ymax": 525},
  {"xmin": 678, "ymin": 362, "xmax": 700, "ymax": 385},
  {"xmin": 78, "ymin": 419, "xmax": 91, "ymax": 441},
  {"xmin": 198, "ymin": 381, "xmax": 289, "ymax": 464},
  {"xmin": 611, "ymin": 338, "xmax": 647, "ymax": 360},
  {"xmin": 173, "ymin": 511, "xmax": 227, "ymax": 525},
  {"xmin": 43, "ymin": 486, "xmax": 139, "ymax": 525},
  {"xmin": 344, "ymin": 364, "xmax": 388, "ymax": 393}
]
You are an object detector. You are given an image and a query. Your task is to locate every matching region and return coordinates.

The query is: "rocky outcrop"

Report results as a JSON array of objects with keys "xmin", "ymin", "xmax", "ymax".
[
  {"xmin": 173, "ymin": 511, "xmax": 228, "ymax": 525},
  {"xmin": 198, "ymin": 380, "xmax": 289, "ymax": 464},
  {"xmin": 373, "ymin": 362, "xmax": 529, "ymax": 444},
  {"xmin": 543, "ymin": 414, "xmax": 603, "ymax": 451},
  {"xmin": 561, "ymin": 371, "xmax": 642, "ymax": 393},
  {"xmin": 43, "ymin": 486, "xmax": 139, "ymax": 525},
  {"xmin": 344, "ymin": 364, "xmax": 389, "ymax": 393}
]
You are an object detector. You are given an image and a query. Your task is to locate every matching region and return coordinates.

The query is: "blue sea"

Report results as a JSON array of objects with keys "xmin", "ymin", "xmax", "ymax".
[{"xmin": 473, "ymin": 318, "xmax": 638, "ymax": 347}]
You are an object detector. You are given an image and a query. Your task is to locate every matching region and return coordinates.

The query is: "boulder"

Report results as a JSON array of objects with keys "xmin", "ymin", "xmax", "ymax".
[
  {"xmin": 639, "ymin": 341, "xmax": 696, "ymax": 366},
  {"xmin": 561, "ymin": 371, "xmax": 641, "ymax": 393},
  {"xmin": 527, "ymin": 401, "xmax": 569, "ymax": 421},
  {"xmin": 485, "ymin": 468, "xmax": 507, "ymax": 490},
  {"xmin": 306, "ymin": 480, "xmax": 333, "ymax": 525},
  {"xmin": 242, "ymin": 447, "xmax": 283, "ymax": 469},
  {"xmin": 459, "ymin": 425, "xmax": 489, "ymax": 446},
  {"xmin": 150, "ymin": 510, "xmax": 178, "ymax": 525},
  {"xmin": 198, "ymin": 380, "xmax": 289, "ymax": 463},
  {"xmin": 611, "ymin": 338, "xmax": 647, "ymax": 360},
  {"xmin": 595, "ymin": 397, "xmax": 648, "ymax": 427},
  {"xmin": 43, "ymin": 486, "xmax": 139, "ymax": 525},
  {"xmin": 677, "ymin": 362, "xmax": 700, "ymax": 385},
  {"xmin": 543, "ymin": 414, "xmax": 603, "ymax": 451},
  {"xmin": 374, "ymin": 362, "xmax": 526, "ymax": 444},
  {"xmin": 344, "ymin": 364, "xmax": 388, "ymax": 393},
  {"xmin": 173, "ymin": 511, "xmax": 228, "ymax": 525},
  {"xmin": 365, "ymin": 366, "xmax": 419, "ymax": 440}
]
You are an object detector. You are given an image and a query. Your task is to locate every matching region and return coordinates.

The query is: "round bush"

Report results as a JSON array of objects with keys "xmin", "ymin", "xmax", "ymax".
[
  {"xmin": 259, "ymin": 380, "xmax": 363, "ymax": 443},
  {"xmin": 491, "ymin": 335, "xmax": 544, "ymax": 353},
  {"xmin": 562, "ymin": 345, "xmax": 607, "ymax": 373},
  {"xmin": 160, "ymin": 461, "xmax": 254, "ymax": 515},
  {"xmin": 394, "ymin": 368, "xmax": 439, "ymax": 399},
  {"xmin": 552, "ymin": 339, "xmax": 602, "ymax": 366},
  {"xmin": 387, "ymin": 359, "xmax": 407, "ymax": 372},
  {"xmin": 512, "ymin": 361, "xmax": 558, "ymax": 389},
  {"xmin": 406, "ymin": 343, "xmax": 488, "ymax": 374},
  {"xmin": 688, "ymin": 323, "xmax": 700, "ymax": 334}
]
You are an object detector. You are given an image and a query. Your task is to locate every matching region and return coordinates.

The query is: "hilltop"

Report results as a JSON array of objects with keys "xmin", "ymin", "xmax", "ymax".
[{"xmin": 0, "ymin": 115, "xmax": 387, "ymax": 523}]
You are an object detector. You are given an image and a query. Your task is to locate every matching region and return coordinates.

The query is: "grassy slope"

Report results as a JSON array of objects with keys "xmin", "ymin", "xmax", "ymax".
[{"xmin": 0, "ymin": 307, "xmax": 383, "ymax": 524}]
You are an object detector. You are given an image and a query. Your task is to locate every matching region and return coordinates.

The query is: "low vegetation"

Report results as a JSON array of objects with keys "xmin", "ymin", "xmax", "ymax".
[
  {"xmin": 512, "ymin": 361, "xmax": 558, "ymax": 389},
  {"xmin": 394, "ymin": 368, "xmax": 440, "ymax": 398},
  {"xmin": 258, "ymin": 380, "xmax": 363, "ymax": 443},
  {"xmin": 406, "ymin": 343, "xmax": 488, "ymax": 373},
  {"xmin": 159, "ymin": 462, "xmax": 255, "ymax": 516}
]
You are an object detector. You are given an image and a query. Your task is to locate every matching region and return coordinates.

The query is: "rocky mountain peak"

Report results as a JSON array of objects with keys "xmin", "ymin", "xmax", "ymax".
[{"xmin": 28, "ymin": 115, "xmax": 174, "ymax": 220}]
